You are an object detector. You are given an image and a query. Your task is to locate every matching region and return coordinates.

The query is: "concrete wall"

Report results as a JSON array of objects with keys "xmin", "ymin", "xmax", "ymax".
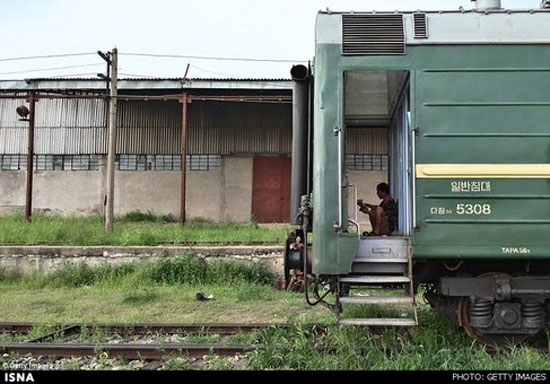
[
  {"xmin": 115, "ymin": 171, "xmax": 182, "ymax": 217},
  {"xmin": 0, "ymin": 170, "xmax": 103, "ymax": 215},
  {"xmin": 0, "ymin": 171, "xmax": 26, "ymax": 214},
  {"xmin": 35, "ymin": 171, "xmax": 103, "ymax": 214},
  {"xmin": 0, "ymin": 155, "xmax": 256, "ymax": 222},
  {"xmin": 185, "ymin": 168, "xmax": 222, "ymax": 221},
  {"xmin": 0, "ymin": 157, "xmax": 384, "ymax": 224},
  {"xmin": 0, "ymin": 245, "xmax": 284, "ymax": 276},
  {"xmin": 222, "ymin": 156, "xmax": 253, "ymax": 221}
]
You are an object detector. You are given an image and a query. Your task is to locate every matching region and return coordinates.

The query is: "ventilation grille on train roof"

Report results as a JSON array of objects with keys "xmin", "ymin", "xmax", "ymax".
[
  {"xmin": 342, "ymin": 14, "xmax": 405, "ymax": 55},
  {"xmin": 413, "ymin": 14, "xmax": 428, "ymax": 39}
]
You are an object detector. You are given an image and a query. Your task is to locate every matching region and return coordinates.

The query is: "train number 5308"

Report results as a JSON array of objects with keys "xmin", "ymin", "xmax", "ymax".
[{"xmin": 456, "ymin": 203, "xmax": 491, "ymax": 215}]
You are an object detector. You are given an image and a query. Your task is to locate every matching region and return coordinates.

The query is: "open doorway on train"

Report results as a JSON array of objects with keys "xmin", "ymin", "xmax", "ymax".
[{"xmin": 344, "ymin": 69, "xmax": 412, "ymax": 236}]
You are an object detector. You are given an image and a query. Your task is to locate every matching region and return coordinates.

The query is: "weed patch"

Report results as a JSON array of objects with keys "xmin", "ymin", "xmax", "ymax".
[
  {"xmin": 0, "ymin": 213, "xmax": 288, "ymax": 246},
  {"xmin": 7, "ymin": 252, "xmax": 275, "ymax": 289}
]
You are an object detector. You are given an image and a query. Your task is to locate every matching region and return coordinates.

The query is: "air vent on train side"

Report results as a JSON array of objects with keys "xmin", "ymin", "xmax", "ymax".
[
  {"xmin": 413, "ymin": 13, "xmax": 428, "ymax": 39},
  {"xmin": 342, "ymin": 14, "xmax": 405, "ymax": 55}
]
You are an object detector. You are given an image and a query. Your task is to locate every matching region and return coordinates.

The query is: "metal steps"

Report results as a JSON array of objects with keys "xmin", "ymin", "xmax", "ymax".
[
  {"xmin": 340, "ymin": 275, "xmax": 410, "ymax": 284},
  {"xmin": 337, "ymin": 237, "xmax": 418, "ymax": 328},
  {"xmin": 354, "ymin": 258, "xmax": 408, "ymax": 263},
  {"xmin": 339, "ymin": 318, "xmax": 417, "ymax": 327},
  {"xmin": 339, "ymin": 296, "xmax": 413, "ymax": 305}
]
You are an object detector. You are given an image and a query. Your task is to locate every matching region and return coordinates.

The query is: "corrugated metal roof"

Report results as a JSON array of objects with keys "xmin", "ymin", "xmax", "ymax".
[
  {"xmin": 319, "ymin": 9, "xmax": 550, "ymax": 14},
  {"xmin": 21, "ymin": 77, "xmax": 291, "ymax": 81},
  {"xmin": 0, "ymin": 78, "xmax": 292, "ymax": 91}
]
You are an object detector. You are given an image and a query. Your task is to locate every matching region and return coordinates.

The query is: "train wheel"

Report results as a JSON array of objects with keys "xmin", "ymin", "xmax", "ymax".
[{"xmin": 457, "ymin": 296, "xmax": 529, "ymax": 348}]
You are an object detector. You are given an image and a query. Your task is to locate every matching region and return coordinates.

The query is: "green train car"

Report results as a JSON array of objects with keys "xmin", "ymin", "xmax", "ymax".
[{"xmin": 285, "ymin": 0, "xmax": 550, "ymax": 345}]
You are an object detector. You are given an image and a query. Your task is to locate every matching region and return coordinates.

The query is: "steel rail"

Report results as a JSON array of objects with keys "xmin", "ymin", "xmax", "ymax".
[
  {"xmin": 0, "ymin": 342, "xmax": 256, "ymax": 360},
  {"xmin": 0, "ymin": 322, "xmax": 298, "ymax": 335}
]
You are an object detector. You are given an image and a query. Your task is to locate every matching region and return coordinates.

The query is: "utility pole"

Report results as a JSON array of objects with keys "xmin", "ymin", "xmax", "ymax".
[
  {"xmin": 179, "ymin": 63, "xmax": 190, "ymax": 225},
  {"xmin": 99, "ymin": 48, "xmax": 118, "ymax": 232},
  {"xmin": 25, "ymin": 93, "xmax": 36, "ymax": 222},
  {"xmin": 16, "ymin": 92, "xmax": 36, "ymax": 222},
  {"xmin": 180, "ymin": 92, "xmax": 188, "ymax": 225}
]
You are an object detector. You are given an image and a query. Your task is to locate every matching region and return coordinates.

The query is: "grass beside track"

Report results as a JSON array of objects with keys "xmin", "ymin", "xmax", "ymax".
[
  {"xmin": 0, "ymin": 212, "xmax": 289, "ymax": 246},
  {"xmin": 2, "ymin": 257, "xmax": 550, "ymax": 370},
  {"xmin": 0, "ymin": 254, "xmax": 327, "ymax": 324}
]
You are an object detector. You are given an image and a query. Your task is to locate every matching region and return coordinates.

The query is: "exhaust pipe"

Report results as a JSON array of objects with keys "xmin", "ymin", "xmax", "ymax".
[
  {"xmin": 290, "ymin": 65, "xmax": 310, "ymax": 225},
  {"xmin": 471, "ymin": 0, "xmax": 502, "ymax": 10}
]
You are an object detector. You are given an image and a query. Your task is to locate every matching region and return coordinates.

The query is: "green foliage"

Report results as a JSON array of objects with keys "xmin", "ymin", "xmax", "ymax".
[
  {"xmin": 121, "ymin": 289, "xmax": 159, "ymax": 305},
  {"xmin": 146, "ymin": 252, "xmax": 208, "ymax": 285},
  {"xmin": 118, "ymin": 211, "xmax": 178, "ymax": 223},
  {"xmin": 248, "ymin": 309, "xmax": 550, "ymax": 370},
  {"xmin": 0, "ymin": 213, "xmax": 288, "ymax": 246},
  {"xmin": 162, "ymin": 357, "xmax": 191, "ymax": 370},
  {"xmin": 9, "ymin": 252, "xmax": 275, "ymax": 288}
]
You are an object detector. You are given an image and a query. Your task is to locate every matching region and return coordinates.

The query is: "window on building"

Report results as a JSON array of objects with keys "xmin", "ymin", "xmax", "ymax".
[
  {"xmin": 67, "ymin": 155, "xmax": 99, "ymax": 171},
  {"xmin": 154, "ymin": 155, "xmax": 181, "ymax": 171},
  {"xmin": 345, "ymin": 154, "xmax": 389, "ymax": 171},
  {"xmin": 186, "ymin": 154, "xmax": 219, "ymax": 171},
  {"xmin": 0, "ymin": 155, "xmax": 98, "ymax": 171},
  {"xmin": 115, "ymin": 154, "xmax": 219, "ymax": 171},
  {"xmin": 0, "ymin": 155, "xmax": 26, "ymax": 170}
]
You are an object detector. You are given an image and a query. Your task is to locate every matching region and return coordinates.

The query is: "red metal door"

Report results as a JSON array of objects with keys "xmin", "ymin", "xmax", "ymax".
[{"xmin": 252, "ymin": 156, "xmax": 291, "ymax": 223}]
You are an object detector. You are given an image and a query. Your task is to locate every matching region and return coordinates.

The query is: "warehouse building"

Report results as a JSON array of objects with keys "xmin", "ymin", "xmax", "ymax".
[{"xmin": 0, "ymin": 77, "xmax": 387, "ymax": 223}]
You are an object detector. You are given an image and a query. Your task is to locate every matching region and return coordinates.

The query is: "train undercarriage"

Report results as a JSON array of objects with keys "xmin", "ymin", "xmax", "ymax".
[
  {"xmin": 286, "ymin": 232, "xmax": 550, "ymax": 347},
  {"xmin": 417, "ymin": 261, "xmax": 550, "ymax": 347}
]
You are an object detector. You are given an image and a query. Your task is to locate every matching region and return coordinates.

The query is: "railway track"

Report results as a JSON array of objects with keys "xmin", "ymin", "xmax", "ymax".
[
  {"xmin": 0, "ymin": 342, "xmax": 256, "ymax": 360},
  {"xmin": 0, "ymin": 322, "xmax": 294, "ymax": 337},
  {"xmin": 0, "ymin": 321, "xmax": 407, "ymax": 361},
  {"xmin": 0, "ymin": 322, "xmax": 304, "ymax": 361}
]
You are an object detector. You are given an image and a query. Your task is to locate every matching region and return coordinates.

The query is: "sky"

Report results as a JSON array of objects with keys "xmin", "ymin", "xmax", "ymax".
[{"xmin": 0, "ymin": 0, "xmax": 542, "ymax": 80}]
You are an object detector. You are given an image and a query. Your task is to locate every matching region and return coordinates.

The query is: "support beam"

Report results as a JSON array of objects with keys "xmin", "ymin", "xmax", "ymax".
[
  {"xmin": 180, "ymin": 93, "xmax": 188, "ymax": 224},
  {"xmin": 24, "ymin": 92, "xmax": 36, "ymax": 222},
  {"xmin": 105, "ymin": 48, "xmax": 118, "ymax": 232}
]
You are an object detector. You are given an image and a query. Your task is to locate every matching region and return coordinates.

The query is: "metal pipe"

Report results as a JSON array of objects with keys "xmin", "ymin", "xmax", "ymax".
[
  {"xmin": 306, "ymin": 62, "xmax": 313, "ymax": 197},
  {"xmin": 348, "ymin": 219, "xmax": 360, "ymax": 237},
  {"xmin": 472, "ymin": 0, "xmax": 501, "ymax": 10},
  {"xmin": 180, "ymin": 93, "xmax": 188, "ymax": 224},
  {"xmin": 337, "ymin": 126, "xmax": 343, "ymax": 230},
  {"xmin": 24, "ymin": 92, "xmax": 36, "ymax": 222},
  {"xmin": 411, "ymin": 127, "xmax": 418, "ymax": 229},
  {"xmin": 349, "ymin": 183, "xmax": 358, "ymax": 222},
  {"xmin": 290, "ymin": 65, "xmax": 310, "ymax": 225}
]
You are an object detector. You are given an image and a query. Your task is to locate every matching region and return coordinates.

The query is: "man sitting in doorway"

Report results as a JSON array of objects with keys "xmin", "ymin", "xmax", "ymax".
[{"xmin": 357, "ymin": 182, "xmax": 397, "ymax": 236}]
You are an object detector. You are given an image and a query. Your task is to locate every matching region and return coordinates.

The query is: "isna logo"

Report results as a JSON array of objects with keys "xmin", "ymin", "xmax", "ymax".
[{"xmin": 4, "ymin": 373, "xmax": 34, "ymax": 383}]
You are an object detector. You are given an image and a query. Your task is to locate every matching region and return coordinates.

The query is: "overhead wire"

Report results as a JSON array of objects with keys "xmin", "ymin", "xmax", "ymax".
[
  {"xmin": 0, "ymin": 51, "xmax": 298, "ymax": 82},
  {"xmin": 0, "ymin": 52, "xmax": 97, "ymax": 62},
  {"xmin": 0, "ymin": 63, "xmax": 104, "ymax": 76},
  {"xmin": 189, "ymin": 64, "xmax": 237, "ymax": 78},
  {"xmin": 120, "ymin": 52, "xmax": 307, "ymax": 63},
  {"xmin": 26, "ymin": 73, "xmax": 103, "ymax": 78}
]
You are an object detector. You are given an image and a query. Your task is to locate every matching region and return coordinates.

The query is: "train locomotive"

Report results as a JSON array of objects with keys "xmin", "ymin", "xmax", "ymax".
[{"xmin": 285, "ymin": 0, "xmax": 550, "ymax": 346}]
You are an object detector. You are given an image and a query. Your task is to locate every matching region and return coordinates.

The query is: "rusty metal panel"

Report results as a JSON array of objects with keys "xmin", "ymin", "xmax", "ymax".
[
  {"xmin": 0, "ymin": 97, "xmax": 107, "ymax": 155},
  {"xmin": 1, "ymin": 97, "xmax": 293, "ymax": 156},
  {"xmin": 252, "ymin": 156, "xmax": 291, "ymax": 223},
  {"xmin": 116, "ymin": 100, "xmax": 180, "ymax": 154},
  {"xmin": 346, "ymin": 127, "xmax": 387, "ymax": 154},
  {"xmin": 0, "ymin": 97, "xmax": 30, "ymax": 154},
  {"xmin": 34, "ymin": 98, "xmax": 107, "ymax": 154},
  {"xmin": 188, "ymin": 101, "xmax": 292, "ymax": 155}
]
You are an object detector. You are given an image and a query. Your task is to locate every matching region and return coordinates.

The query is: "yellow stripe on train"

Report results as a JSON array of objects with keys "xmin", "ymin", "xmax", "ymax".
[{"xmin": 416, "ymin": 164, "xmax": 550, "ymax": 178}]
